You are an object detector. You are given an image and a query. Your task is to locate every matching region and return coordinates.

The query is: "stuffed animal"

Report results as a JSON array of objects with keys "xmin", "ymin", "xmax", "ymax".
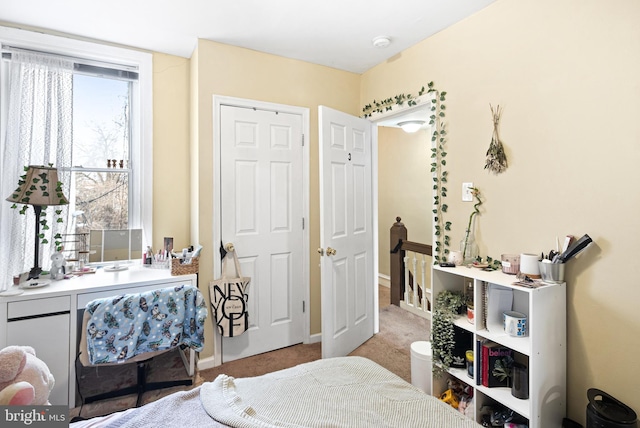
[
  {"xmin": 0, "ymin": 381, "xmax": 35, "ymax": 405},
  {"xmin": 0, "ymin": 345, "xmax": 55, "ymax": 405},
  {"xmin": 50, "ymin": 251, "xmax": 66, "ymax": 280}
]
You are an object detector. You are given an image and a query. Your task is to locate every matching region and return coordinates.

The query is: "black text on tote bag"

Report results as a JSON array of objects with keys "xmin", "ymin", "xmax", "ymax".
[{"xmin": 209, "ymin": 250, "xmax": 250, "ymax": 337}]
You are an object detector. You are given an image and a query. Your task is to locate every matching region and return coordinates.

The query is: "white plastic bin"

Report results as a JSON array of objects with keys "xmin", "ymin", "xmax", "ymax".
[{"xmin": 410, "ymin": 340, "xmax": 432, "ymax": 393}]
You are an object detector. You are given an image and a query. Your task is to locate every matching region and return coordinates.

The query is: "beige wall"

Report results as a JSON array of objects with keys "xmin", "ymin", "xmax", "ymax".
[
  {"xmin": 152, "ymin": 53, "xmax": 192, "ymax": 252},
  {"xmin": 377, "ymin": 126, "xmax": 432, "ymax": 278},
  {"xmin": 363, "ymin": 0, "xmax": 640, "ymax": 423},
  {"xmin": 188, "ymin": 40, "xmax": 360, "ymax": 357},
  {"xmin": 151, "ymin": 0, "xmax": 639, "ymax": 423}
]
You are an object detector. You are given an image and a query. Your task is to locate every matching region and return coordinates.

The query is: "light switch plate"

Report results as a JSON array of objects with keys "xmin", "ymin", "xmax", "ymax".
[{"xmin": 462, "ymin": 182, "xmax": 474, "ymax": 201}]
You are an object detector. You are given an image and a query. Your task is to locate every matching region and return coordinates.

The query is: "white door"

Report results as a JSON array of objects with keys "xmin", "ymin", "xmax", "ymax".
[
  {"xmin": 318, "ymin": 106, "xmax": 377, "ymax": 359},
  {"xmin": 220, "ymin": 105, "xmax": 305, "ymax": 362}
]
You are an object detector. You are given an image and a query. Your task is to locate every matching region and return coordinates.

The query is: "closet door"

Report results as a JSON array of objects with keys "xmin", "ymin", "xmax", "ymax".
[{"xmin": 219, "ymin": 104, "xmax": 305, "ymax": 362}]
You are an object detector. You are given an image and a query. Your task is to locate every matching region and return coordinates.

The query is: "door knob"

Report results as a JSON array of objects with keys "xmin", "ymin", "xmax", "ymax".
[
  {"xmin": 317, "ymin": 247, "xmax": 324, "ymax": 255},
  {"xmin": 225, "ymin": 242, "xmax": 235, "ymax": 252},
  {"xmin": 326, "ymin": 247, "xmax": 337, "ymax": 256}
]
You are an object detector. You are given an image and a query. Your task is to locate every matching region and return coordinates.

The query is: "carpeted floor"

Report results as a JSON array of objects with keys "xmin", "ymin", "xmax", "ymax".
[{"xmin": 71, "ymin": 285, "xmax": 430, "ymax": 420}]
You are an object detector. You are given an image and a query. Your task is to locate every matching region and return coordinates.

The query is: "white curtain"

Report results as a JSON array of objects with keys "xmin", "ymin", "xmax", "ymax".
[{"xmin": 0, "ymin": 51, "xmax": 73, "ymax": 290}]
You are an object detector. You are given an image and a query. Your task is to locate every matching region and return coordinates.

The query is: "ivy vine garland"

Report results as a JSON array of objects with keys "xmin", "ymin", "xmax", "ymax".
[
  {"xmin": 428, "ymin": 82, "xmax": 450, "ymax": 264},
  {"xmin": 361, "ymin": 82, "xmax": 450, "ymax": 264},
  {"xmin": 361, "ymin": 87, "xmax": 427, "ymax": 118}
]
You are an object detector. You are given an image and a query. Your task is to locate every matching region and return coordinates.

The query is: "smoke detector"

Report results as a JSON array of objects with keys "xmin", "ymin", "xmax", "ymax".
[{"xmin": 372, "ymin": 35, "xmax": 391, "ymax": 48}]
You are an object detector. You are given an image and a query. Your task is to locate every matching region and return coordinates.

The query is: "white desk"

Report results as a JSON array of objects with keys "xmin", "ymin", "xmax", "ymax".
[{"xmin": 0, "ymin": 266, "xmax": 197, "ymax": 407}]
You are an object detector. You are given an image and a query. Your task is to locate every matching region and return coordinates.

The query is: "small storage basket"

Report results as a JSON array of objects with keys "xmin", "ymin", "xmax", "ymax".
[{"xmin": 171, "ymin": 256, "xmax": 199, "ymax": 276}]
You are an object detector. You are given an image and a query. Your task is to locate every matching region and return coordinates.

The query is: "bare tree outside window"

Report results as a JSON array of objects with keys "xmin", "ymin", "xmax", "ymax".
[{"xmin": 70, "ymin": 74, "xmax": 131, "ymax": 234}]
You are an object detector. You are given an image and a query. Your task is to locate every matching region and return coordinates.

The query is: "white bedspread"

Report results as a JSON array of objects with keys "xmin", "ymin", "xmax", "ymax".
[
  {"xmin": 71, "ymin": 387, "xmax": 229, "ymax": 428},
  {"xmin": 200, "ymin": 356, "xmax": 481, "ymax": 428}
]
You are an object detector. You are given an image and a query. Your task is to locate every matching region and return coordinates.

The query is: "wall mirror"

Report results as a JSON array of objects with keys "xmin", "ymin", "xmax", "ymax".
[{"xmin": 88, "ymin": 229, "xmax": 143, "ymax": 263}]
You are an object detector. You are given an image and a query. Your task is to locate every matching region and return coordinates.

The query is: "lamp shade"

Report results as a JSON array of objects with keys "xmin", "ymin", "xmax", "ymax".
[
  {"xmin": 398, "ymin": 120, "xmax": 425, "ymax": 133},
  {"xmin": 6, "ymin": 165, "xmax": 68, "ymax": 207}
]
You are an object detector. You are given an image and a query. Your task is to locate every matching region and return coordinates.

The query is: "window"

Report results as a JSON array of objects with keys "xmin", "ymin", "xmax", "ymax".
[
  {"xmin": 0, "ymin": 26, "xmax": 152, "ymax": 281},
  {"xmin": 70, "ymin": 73, "xmax": 132, "ymax": 231}
]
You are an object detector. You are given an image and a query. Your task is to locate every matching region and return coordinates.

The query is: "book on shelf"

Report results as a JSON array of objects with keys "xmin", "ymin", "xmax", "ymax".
[
  {"xmin": 475, "ymin": 339, "xmax": 483, "ymax": 386},
  {"xmin": 451, "ymin": 325, "xmax": 474, "ymax": 369},
  {"xmin": 480, "ymin": 282, "xmax": 488, "ymax": 329},
  {"xmin": 481, "ymin": 341, "xmax": 514, "ymax": 388}
]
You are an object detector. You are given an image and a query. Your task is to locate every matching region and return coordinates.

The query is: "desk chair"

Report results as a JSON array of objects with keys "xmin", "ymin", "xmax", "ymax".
[{"xmin": 77, "ymin": 284, "xmax": 207, "ymax": 407}]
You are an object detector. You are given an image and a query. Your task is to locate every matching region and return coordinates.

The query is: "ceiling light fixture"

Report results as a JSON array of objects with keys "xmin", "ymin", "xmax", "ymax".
[
  {"xmin": 398, "ymin": 120, "xmax": 425, "ymax": 133},
  {"xmin": 372, "ymin": 36, "xmax": 391, "ymax": 48}
]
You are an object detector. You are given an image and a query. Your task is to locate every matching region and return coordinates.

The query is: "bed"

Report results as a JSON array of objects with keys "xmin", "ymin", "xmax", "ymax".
[{"xmin": 70, "ymin": 356, "xmax": 482, "ymax": 428}]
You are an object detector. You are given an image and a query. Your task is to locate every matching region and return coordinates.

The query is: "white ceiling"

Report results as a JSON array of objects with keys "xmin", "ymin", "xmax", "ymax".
[{"xmin": 0, "ymin": 0, "xmax": 496, "ymax": 74}]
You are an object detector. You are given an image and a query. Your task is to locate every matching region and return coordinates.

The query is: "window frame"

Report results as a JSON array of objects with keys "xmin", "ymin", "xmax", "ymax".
[{"xmin": 0, "ymin": 25, "xmax": 153, "ymax": 247}]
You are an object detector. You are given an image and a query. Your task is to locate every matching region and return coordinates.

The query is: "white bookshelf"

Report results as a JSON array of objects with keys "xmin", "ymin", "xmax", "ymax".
[{"xmin": 431, "ymin": 265, "xmax": 566, "ymax": 428}]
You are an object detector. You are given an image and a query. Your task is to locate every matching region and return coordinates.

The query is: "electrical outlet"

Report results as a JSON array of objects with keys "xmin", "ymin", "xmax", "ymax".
[{"xmin": 462, "ymin": 182, "xmax": 474, "ymax": 201}]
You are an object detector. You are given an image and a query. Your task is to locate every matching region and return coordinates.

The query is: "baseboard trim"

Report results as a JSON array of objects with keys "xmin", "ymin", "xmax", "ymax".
[
  {"xmin": 197, "ymin": 355, "xmax": 217, "ymax": 371},
  {"xmin": 378, "ymin": 273, "xmax": 390, "ymax": 288},
  {"xmin": 309, "ymin": 333, "xmax": 321, "ymax": 344}
]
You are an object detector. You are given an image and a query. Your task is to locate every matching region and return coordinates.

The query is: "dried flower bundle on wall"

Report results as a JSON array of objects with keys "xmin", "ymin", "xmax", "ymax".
[{"xmin": 485, "ymin": 104, "xmax": 508, "ymax": 174}]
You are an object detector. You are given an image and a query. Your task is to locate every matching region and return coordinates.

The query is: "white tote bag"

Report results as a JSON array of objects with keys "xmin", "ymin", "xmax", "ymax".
[{"xmin": 209, "ymin": 250, "xmax": 250, "ymax": 337}]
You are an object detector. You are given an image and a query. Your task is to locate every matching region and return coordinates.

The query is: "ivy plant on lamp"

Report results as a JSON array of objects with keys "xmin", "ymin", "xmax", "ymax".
[{"xmin": 6, "ymin": 165, "xmax": 68, "ymax": 279}]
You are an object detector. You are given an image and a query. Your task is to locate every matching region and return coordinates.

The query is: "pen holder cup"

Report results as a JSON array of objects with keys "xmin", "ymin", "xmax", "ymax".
[
  {"xmin": 538, "ymin": 262, "xmax": 565, "ymax": 283},
  {"xmin": 171, "ymin": 256, "xmax": 199, "ymax": 276}
]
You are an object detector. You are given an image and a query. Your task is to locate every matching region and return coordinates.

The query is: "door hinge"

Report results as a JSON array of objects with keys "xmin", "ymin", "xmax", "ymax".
[
  {"xmin": 301, "ymin": 134, "xmax": 305, "ymax": 146},
  {"xmin": 303, "ymin": 300, "xmax": 305, "ymax": 313},
  {"xmin": 302, "ymin": 217, "xmax": 305, "ymax": 230}
]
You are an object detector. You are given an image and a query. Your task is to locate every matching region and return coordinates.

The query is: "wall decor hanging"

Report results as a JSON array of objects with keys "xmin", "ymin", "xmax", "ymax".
[{"xmin": 485, "ymin": 104, "xmax": 508, "ymax": 174}]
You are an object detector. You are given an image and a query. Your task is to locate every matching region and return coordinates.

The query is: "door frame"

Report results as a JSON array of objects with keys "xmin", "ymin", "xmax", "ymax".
[
  {"xmin": 212, "ymin": 95, "xmax": 310, "ymax": 366},
  {"xmin": 368, "ymin": 96, "xmax": 431, "ymax": 321}
]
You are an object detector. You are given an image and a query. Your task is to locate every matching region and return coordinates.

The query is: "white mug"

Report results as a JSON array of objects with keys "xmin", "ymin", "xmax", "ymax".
[
  {"xmin": 448, "ymin": 251, "xmax": 463, "ymax": 266},
  {"xmin": 504, "ymin": 311, "xmax": 527, "ymax": 337}
]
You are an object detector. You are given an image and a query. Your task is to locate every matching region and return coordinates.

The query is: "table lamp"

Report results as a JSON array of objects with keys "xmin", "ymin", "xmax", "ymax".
[{"xmin": 5, "ymin": 165, "xmax": 68, "ymax": 279}]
